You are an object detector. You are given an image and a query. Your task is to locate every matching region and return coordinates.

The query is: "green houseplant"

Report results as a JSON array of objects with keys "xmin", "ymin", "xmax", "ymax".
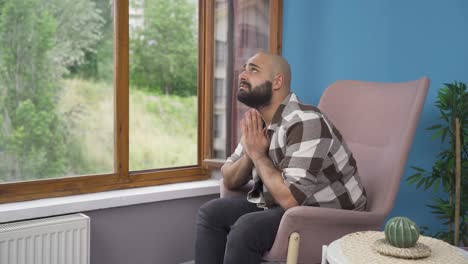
[{"xmin": 407, "ymin": 81, "xmax": 468, "ymax": 246}]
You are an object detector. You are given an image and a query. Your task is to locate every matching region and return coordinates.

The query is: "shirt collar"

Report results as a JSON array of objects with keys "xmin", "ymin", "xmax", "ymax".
[{"xmin": 267, "ymin": 92, "xmax": 297, "ymax": 131}]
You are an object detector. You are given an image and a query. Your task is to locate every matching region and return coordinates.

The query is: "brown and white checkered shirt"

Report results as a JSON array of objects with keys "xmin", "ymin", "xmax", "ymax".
[{"xmin": 226, "ymin": 93, "xmax": 367, "ymax": 210}]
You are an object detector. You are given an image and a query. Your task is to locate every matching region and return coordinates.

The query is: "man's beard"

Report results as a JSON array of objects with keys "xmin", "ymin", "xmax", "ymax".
[{"xmin": 237, "ymin": 80, "xmax": 273, "ymax": 109}]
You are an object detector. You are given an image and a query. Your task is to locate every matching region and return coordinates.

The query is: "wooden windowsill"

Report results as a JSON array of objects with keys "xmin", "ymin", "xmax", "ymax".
[
  {"xmin": 0, "ymin": 179, "xmax": 220, "ymax": 223},
  {"xmin": 203, "ymin": 158, "xmax": 226, "ymax": 169}
]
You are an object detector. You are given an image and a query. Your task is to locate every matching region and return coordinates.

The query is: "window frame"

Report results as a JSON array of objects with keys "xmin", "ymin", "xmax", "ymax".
[
  {"xmin": 203, "ymin": 0, "xmax": 283, "ymax": 168},
  {"xmin": 0, "ymin": 0, "xmax": 282, "ymax": 204}
]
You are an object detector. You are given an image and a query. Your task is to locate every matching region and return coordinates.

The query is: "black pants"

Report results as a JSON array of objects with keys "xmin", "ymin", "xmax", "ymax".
[{"xmin": 195, "ymin": 198, "xmax": 284, "ymax": 264}]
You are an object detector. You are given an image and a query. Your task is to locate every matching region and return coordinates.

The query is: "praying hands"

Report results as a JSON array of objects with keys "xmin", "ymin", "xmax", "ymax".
[{"xmin": 240, "ymin": 109, "xmax": 269, "ymax": 163}]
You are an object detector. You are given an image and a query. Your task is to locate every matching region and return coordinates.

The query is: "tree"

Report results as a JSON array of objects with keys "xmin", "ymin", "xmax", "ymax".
[
  {"xmin": 0, "ymin": 0, "xmax": 104, "ymax": 181},
  {"xmin": 68, "ymin": 0, "xmax": 114, "ymax": 81},
  {"xmin": 130, "ymin": 0, "xmax": 198, "ymax": 96},
  {"xmin": 43, "ymin": 0, "xmax": 105, "ymax": 76}
]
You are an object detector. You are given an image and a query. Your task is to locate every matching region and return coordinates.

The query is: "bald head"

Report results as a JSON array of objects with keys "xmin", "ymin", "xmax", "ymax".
[{"xmin": 254, "ymin": 51, "xmax": 291, "ymax": 90}]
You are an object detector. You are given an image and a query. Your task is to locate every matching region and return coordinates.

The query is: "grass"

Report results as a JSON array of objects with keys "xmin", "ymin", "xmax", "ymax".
[{"xmin": 57, "ymin": 78, "xmax": 197, "ymax": 174}]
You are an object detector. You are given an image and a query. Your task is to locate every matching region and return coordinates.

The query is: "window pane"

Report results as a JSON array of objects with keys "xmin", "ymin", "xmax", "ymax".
[
  {"xmin": 212, "ymin": 0, "xmax": 270, "ymax": 159},
  {"xmin": 129, "ymin": 0, "xmax": 198, "ymax": 170},
  {"xmin": 0, "ymin": 0, "xmax": 114, "ymax": 183}
]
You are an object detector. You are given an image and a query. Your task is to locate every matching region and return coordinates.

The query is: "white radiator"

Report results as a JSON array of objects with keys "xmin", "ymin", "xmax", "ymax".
[{"xmin": 0, "ymin": 213, "xmax": 90, "ymax": 264}]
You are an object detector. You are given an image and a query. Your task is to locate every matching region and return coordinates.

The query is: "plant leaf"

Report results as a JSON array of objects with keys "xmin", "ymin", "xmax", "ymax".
[
  {"xmin": 427, "ymin": 124, "xmax": 442, "ymax": 130},
  {"xmin": 433, "ymin": 178, "xmax": 441, "ymax": 192},
  {"xmin": 432, "ymin": 129, "xmax": 444, "ymax": 141}
]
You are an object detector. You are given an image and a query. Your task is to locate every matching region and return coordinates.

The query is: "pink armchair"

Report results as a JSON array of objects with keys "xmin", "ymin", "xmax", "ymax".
[{"xmin": 220, "ymin": 77, "xmax": 430, "ymax": 264}]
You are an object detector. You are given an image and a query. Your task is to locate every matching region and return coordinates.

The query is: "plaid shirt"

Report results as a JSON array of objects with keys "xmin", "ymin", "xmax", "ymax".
[{"xmin": 226, "ymin": 93, "xmax": 367, "ymax": 210}]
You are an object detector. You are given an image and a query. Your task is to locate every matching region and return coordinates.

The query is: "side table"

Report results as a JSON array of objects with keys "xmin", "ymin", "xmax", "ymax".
[{"xmin": 323, "ymin": 231, "xmax": 468, "ymax": 264}]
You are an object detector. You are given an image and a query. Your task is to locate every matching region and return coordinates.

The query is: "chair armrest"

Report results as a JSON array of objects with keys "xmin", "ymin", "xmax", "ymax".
[
  {"xmin": 263, "ymin": 206, "xmax": 386, "ymax": 263},
  {"xmin": 219, "ymin": 178, "xmax": 254, "ymax": 199}
]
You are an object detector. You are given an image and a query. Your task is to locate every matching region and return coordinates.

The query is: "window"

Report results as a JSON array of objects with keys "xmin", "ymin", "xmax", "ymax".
[
  {"xmin": 129, "ymin": 0, "xmax": 198, "ymax": 171},
  {"xmin": 214, "ymin": 78, "xmax": 225, "ymax": 104},
  {"xmin": 0, "ymin": 0, "xmax": 115, "ymax": 182},
  {"xmin": 206, "ymin": 0, "xmax": 282, "ymax": 161},
  {"xmin": 213, "ymin": 113, "xmax": 225, "ymax": 158},
  {"xmin": 214, "ymin": 114, "xmax": 222, "ymax": 138},
  {"xmin": 0, "ymin": 0, "xmax": 282, "ymax": 203},
  {"xmin": 215, "ymin": 40, "xmax": 227, "ymax": 66}
]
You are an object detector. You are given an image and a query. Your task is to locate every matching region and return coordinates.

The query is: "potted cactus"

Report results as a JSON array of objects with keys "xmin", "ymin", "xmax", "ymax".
[
  {"xmin": 385, "ymin": 217, "xmax": 420, "ymax": 248},
  {"xmin": 407, "ymin": 81, "xmax": 467, "ymax": 246}
]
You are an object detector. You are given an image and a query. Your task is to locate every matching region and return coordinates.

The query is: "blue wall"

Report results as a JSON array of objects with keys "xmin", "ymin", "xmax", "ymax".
[{"xmin": 282, "ymin": 0, "xmax": 468, "ymax": 233}]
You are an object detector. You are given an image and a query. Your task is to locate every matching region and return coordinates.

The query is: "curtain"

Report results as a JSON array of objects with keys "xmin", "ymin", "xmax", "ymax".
[
  {"xmin": 228, "ymin": 0, "xmax": 270, "ymax": 152},
  {"xmin": 212, "ymin": 0, "xmax": 270, "ymax": 158}
]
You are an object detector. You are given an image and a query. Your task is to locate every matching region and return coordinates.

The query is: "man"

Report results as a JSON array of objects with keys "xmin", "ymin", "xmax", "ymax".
[{"xmin": 195, "ymin": 52, "xmax": 367, "ymax": 264}]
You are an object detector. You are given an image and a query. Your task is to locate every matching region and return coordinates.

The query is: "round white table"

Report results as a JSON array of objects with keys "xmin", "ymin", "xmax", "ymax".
[
  {"xmin": 325, "ymin": 239, "xmax": 348, "ymax": 264},
  {"xmin": 325, "ymin": 238, "xmax": 468, "ymax": 264}
]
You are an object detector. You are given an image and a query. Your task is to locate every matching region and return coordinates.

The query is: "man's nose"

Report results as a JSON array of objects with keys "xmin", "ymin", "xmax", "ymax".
[{"xmin": 239, "ymin": 70, "xmax": 247, "ymax": 80}]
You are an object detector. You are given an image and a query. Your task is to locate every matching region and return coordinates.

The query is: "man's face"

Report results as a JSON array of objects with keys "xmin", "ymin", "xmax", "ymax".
[{"xmin": 237, "ymin": 54, "xmax": 273, "ymax": 109}]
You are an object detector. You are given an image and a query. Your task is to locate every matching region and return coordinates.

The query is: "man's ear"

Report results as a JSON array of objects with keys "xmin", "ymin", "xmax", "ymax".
[{"xmin": 272, "ymin": 74, "xmax": 283, "ymax": 90}]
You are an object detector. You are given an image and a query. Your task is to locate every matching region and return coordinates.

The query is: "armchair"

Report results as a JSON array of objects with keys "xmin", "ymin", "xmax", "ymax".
[{"xmin": 220, "ymin": 77, "xmax": 430, "ymax": 264}]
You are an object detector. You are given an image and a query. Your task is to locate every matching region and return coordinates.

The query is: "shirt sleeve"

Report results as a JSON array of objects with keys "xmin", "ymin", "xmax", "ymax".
[
  {"xmin": 279, "ymin": 117, "xmax": 333, "ymax": 205},
  {"xmin": 225, "ymin": 142, "xmax": 244, "ymax": 163}
]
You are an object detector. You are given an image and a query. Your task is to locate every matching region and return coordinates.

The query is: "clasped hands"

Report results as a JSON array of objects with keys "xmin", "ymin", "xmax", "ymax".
[{"xmin": 240, "ymin": 109, "xmax": 270, "ymax": 163}]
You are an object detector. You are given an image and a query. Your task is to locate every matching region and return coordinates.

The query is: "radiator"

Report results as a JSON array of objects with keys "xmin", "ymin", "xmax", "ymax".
[{"xmin": 0, "ymin": 213, "xmax": 90, "ymax": 264}]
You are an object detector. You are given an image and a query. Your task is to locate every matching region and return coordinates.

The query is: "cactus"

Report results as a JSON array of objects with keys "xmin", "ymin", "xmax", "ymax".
[{"xmin": 384, "ymin": 217, "xmax": 420, "ymax": 248}]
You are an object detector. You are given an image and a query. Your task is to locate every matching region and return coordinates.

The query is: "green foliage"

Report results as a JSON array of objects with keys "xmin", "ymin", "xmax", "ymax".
[
  {"xmin": 130, "ymin": 0, "xmax": 198, "ymax": 96},
  {"xmin": 129, "ymin": 89, "xmax": 198, "ymax": 169},
  {"xmin": 0, "ymin": 0, "xmax": 198, "ymax": 182},
  {"xmin": 67, "ymin": 0, "xmax": 113, "ymax": 81},
  {"xmin": 407, "ymin": 81, "xmax": 468, "ymax": 245},
  {"xmin": 0, "ymin": 0, "xmax": 64, "ymax": 180},
  {"xmin": 0, "ymin": 0, "xmax": 104, "ymax": 181},
  {"xmin": 58, "ymin": 79, "xmax": 197, "ymax": 172},
  {"xmin": 43, "ymin": 0, "xmax": 104, "ymax": 73}
]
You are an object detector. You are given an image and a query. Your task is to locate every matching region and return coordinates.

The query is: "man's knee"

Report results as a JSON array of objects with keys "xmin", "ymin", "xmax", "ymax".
[
  {"xmin": 197, "ymin": 198, "xmax": 227, "ymax": 226},
  {"xmin": 226, "ymin": 213, "xmax": 258, "ymax": 248},
  {"xmin": 226, "ymin": 209, "xmax": 283, "ymax": 252}
]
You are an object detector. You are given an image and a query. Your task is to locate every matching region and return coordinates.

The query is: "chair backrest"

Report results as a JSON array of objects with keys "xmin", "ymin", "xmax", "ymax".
[{"xmin": 317, "ymin": 77, "xmax": 429, "ymax": 216}]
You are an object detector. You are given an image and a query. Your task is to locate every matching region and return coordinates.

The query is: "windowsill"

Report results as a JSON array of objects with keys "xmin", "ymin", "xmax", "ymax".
[{"xmin": 0, "ymin": 179, "xmax": 220, "ymax": 223}]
